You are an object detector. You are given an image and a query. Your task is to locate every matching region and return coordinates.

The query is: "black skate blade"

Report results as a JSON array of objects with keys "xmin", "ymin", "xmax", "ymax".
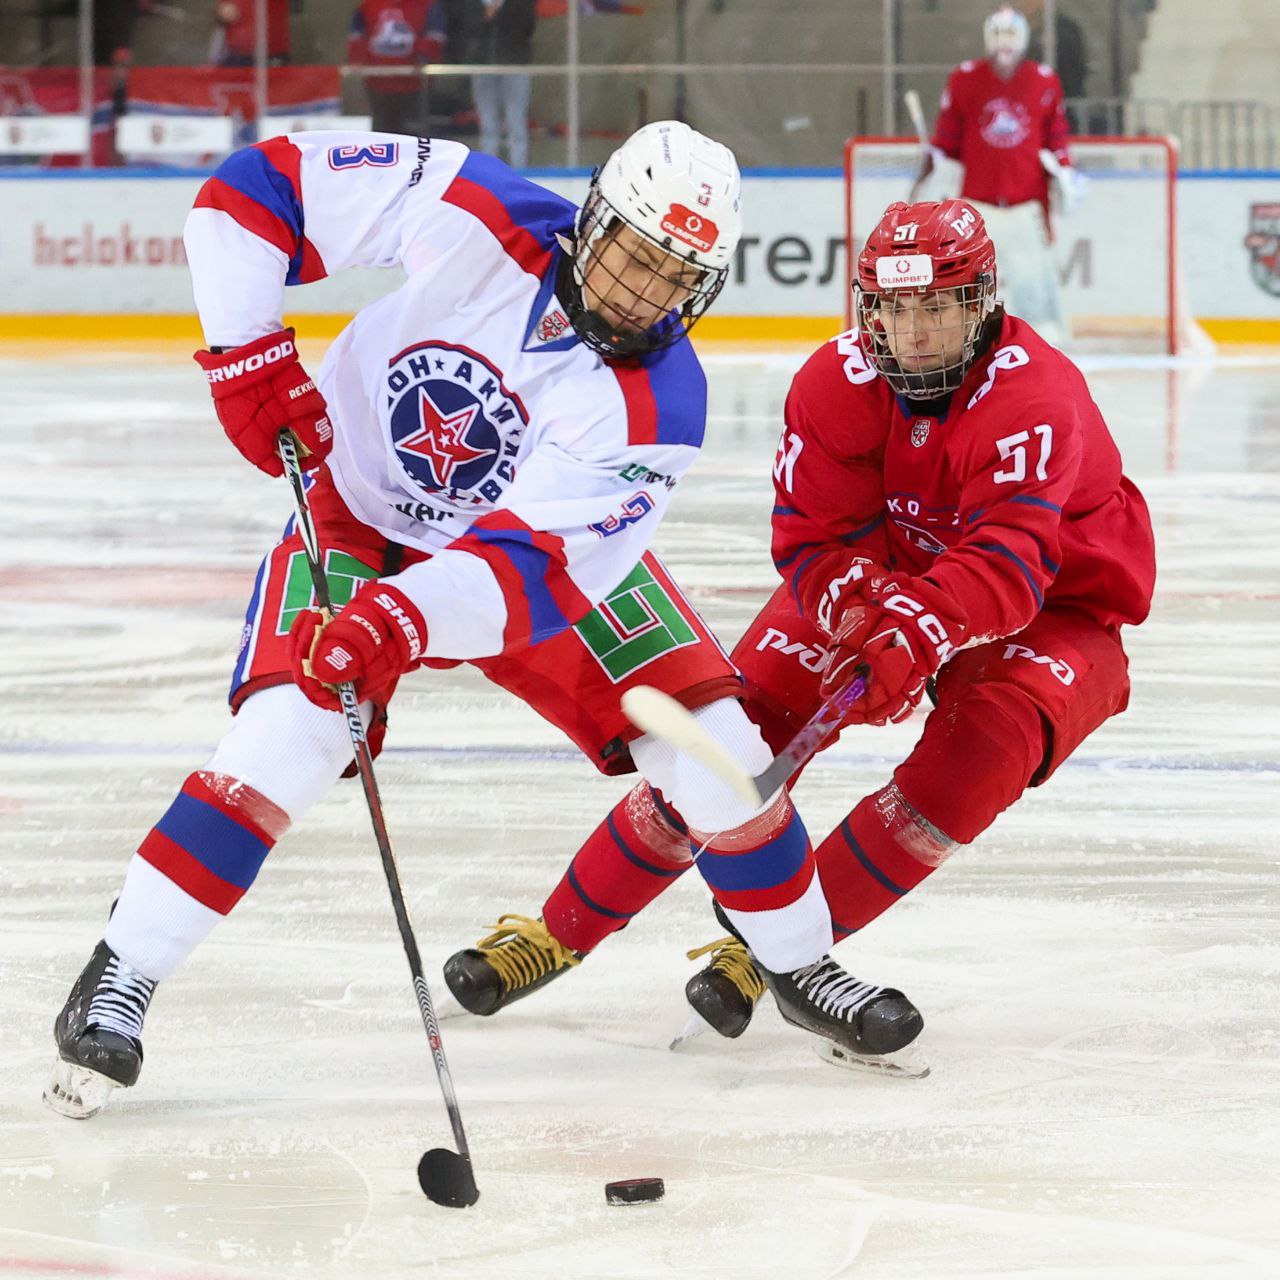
[{"xmin": 417, "ymin": 1148, "xmax": 479, "ymax": 1208}]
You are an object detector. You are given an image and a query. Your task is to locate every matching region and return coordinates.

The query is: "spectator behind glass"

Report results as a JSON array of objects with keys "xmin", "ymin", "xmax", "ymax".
[
  {"xmin": 93, "ymin": 0, "xmax": 140, "ymax": 65},
  {"xmin": 348, "ymin": 1, "xmax": 446, "ymax": 135},
  {"xmin": 465, "ymin": 0, "xmax": 537, "ymax": 168},
  {"xmin": 213, "ymin": 0, "xmax": 292, "ymax": 67}
]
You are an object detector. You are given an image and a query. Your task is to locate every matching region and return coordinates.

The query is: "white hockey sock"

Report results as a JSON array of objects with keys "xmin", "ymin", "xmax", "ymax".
[
  {"xmin": 105, "ymin": 685, "xmax": 371, "ymax": 981},
  {"xmin": 631, "ymin": 697, "xmax": 835, "ymax": 971}
]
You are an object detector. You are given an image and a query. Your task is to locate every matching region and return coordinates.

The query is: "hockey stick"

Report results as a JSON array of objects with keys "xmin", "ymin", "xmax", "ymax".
[
  {"xmin": 904, "ymin": 90, "xmax": 933, "ymax": 202},
  {"xmin": 904, "ymin": 89, "xmax": 929, "ymax": 147},
  {"xmin": 277, "ymin": 432, "xmax": 479, "ymax": 1209},
  {"xmin": 621, "ymin": 666, "xmax": 870, "ymax": 809}
]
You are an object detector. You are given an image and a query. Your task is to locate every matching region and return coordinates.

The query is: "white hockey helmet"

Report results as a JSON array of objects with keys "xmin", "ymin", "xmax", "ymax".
[
  {"xmin": 983, "ymin": 6, "xmax": 1030, "ymax": 69},
  {"xmin": 563, "ymin": 120, "xmax": 743, "ymax": 356}
]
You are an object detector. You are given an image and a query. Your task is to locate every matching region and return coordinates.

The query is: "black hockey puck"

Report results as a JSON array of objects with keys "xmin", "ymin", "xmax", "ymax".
[{"xmin": 605, "ymin": 1177, "xmax": 665, "ymax": 1205}]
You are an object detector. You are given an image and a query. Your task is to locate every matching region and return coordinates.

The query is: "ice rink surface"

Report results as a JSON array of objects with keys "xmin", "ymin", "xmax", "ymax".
[{"xmin": 2, "ymin": 342, "xmax": 1278, "ymax": 1280}]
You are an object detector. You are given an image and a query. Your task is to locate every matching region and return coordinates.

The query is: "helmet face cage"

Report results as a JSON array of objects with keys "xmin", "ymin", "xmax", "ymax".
[
  {"xmin": 855, "ymin": 277, "xmax": 996, "ymax": 398},
  {"xmin": 563, "ymin": 179, "xmax": 728, "ymax": 358}
]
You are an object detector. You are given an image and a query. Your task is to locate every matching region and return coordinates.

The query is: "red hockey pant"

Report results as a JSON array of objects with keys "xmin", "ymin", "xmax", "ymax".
[{"xmin": 734, "ymin": 584, "xmax": 1133, "ymax": 937}]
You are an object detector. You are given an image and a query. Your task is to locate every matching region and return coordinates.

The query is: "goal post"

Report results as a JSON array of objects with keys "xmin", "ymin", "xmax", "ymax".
[{"xmin": 842, "ymin": 134, "xmax": 1204, "ymax": 355}]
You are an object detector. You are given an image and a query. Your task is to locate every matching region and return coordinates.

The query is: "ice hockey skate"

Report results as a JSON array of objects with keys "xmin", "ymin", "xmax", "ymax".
[
  {"xmin": 707, "ymin": 906, "xmax": 928, "ymax": 1077},
  {"xmin": 44, "ymin": 940, "xmax": 156, "ymax": 1119},
  {"xmin": 682, "ymin": 935, "xmax": 767, "ymax": 1038},
  {"xmin": 443, "ymin": 915, "xmax": 582, "ymax": 1016}
]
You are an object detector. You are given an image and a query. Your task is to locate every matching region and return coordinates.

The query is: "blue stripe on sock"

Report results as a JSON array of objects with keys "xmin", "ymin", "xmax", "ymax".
[
  {"xmin": 697, "ymin": 809, "xmax": 809, "ymax": 893},
  {"xmin": 606, "ymin": 813, "xmax": 684, "ymax": 880},
  {"xmin": 567, "ymin": 864, "xmax": 631, "ymax": 921},
  {"xmin": 155, "ymin": 791, "xmax": 271, "ymax": 891},
  {"xmin": 839, "ymin": 817, "xmax": 907, "ymax": 897}
]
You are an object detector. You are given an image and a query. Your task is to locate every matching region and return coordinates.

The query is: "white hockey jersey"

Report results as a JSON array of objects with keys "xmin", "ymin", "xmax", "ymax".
[{"xmin": 183, "ymin": 132, "xmax": 709, "ymax": 662}]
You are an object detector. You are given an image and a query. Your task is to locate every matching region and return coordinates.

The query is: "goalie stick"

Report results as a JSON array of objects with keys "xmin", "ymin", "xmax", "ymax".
[
  {"xmin": 621, "ymin": 666, "xmax": 870, "ymax": 808},
  {"xmin": 278, "ymin": 432, "xmax": 479, "ymax": 1210},
  {"xmin": 905, "ymin": 89, "xmax": 933, "ymax": 202},
  {"xmin": 904, "ymin": 89, "xmax": 929, "ymax": 148}
]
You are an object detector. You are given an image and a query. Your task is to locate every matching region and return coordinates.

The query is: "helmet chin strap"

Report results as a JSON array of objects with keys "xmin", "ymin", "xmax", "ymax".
[
  {"xmin": 557, "ymin": 194, "xmax": 725, "ymax": 358},
  {"xmin": 553, "ymin": 241, "xmax": 679, "ymax": 359}
]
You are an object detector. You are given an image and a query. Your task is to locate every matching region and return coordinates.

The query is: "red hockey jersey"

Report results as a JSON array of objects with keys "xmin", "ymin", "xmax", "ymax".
[
  {"xmin": 348, "ymin": 1, "xmax": 445, "ymax": 94},
  {"xmin": 932, "ymin": 57, "xmax": 1071, "ymax": 214},
  {"xmin": 218, "ymin": 0, "xmax": 291, "ymax": 60},
  {"xmin": 771, "ymin": 316, "xmax": 1155, "ymax": 645}
]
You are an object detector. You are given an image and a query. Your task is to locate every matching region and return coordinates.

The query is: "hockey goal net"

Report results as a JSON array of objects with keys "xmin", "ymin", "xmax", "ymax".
[{"xmin": 843, "ymin": 134, "xmax": 1206, "ymax": 355}]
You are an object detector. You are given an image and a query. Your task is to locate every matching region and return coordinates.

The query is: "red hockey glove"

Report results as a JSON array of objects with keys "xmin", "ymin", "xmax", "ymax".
[
  {"xmin": 288, "ymin": 581, "xmax": 428, "ymax": 711},
  {"xmin": 821, "ymin": 576, "xmax": 969, "ymax": 726},
  {"xmin": 194, "ymin": 328, "xmax": 332, "ymax": 477},
  {"xmin": 808, "ymin": 555, "xmax": 879, "ymax": 636}
]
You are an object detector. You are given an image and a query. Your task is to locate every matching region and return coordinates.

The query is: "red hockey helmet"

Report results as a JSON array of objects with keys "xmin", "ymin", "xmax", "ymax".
[{"xmin": 854, "ymin": 199, "xmax": 998, "ymax": 397}]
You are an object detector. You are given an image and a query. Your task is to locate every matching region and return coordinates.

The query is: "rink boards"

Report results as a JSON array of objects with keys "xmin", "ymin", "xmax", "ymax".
[{"xmin": 1, "ymin": 165, "xmax": 1279, "ymax": 344}]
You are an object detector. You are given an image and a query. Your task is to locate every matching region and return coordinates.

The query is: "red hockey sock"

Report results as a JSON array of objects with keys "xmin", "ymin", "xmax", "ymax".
[
  {"xmin": 542, "ymin": 783, "xmax": 693, "ymax": 954},
  {"xmin": 818, "ymin": 683, "xmax": 1045, "ymax": 938},
  {"xmin": 815, "ymin": 788, "xmax": 941, "ymax": 939}
]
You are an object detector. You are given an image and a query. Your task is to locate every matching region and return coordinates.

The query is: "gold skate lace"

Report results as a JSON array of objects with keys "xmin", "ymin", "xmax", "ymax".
[
  {"xmin": 685, "ymin": 936, "xmax": 766, "ymax": 1003},
  {"xmin": 474, "ymin": 914, "xmax": 580, "ymax": 992}
]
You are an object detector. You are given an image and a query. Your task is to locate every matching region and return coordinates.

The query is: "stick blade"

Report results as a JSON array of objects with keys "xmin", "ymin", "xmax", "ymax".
[
  {"xmin": 621, "ymin": 686, "xmax": 762, "ymax": 806},
  {"xmin": 904, "ymin": 88, "xmax": 928, "ymax": 140},
  {"xmin": 417, "ymin": 1148, "xmax": 480, "ymax": 1208}
]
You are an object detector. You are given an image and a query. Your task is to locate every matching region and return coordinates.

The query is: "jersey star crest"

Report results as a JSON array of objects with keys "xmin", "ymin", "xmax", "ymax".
[{"xmin": 396, "ymin": 388, "xmax": 496, "ymax": 488}]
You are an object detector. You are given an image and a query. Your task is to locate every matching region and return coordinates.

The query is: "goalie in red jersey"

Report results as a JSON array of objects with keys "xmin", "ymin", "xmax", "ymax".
[
  {"xmin": 443, "ymin": 197, "xmax": 1155, "ymax": 1072},
  {"xmin": 914, "ymin": 6, "xmax": 1083, "ymax": 343}
]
